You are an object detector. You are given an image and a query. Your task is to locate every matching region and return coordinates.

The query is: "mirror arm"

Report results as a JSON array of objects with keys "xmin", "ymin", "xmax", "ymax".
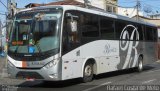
[
  {"xmin": 71, "ymin": 16, "xmax": 73, "ymax": 22},
  {"xmin": 66, "ymin": 13, "xmax": 79, "ymax": 22}
]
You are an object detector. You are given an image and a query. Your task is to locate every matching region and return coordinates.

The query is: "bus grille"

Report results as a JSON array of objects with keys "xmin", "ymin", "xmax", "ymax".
[{"xmin": 16, "ymin": 71, "xmax": 44, "ymax": 79}]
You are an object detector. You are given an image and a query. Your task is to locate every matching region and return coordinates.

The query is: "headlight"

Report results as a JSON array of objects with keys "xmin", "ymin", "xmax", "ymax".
[{"xmin": 44, "ymin": 58, "xmax": 59, "ymax": 69}]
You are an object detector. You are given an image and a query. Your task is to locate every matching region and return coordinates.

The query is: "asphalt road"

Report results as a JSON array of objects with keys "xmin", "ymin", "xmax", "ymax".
[{"xmin": 1, "ymin": 57, "xmax": 160, "ymax": 91}]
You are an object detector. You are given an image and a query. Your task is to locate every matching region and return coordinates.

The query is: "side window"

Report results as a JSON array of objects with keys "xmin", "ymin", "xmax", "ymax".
[
  {"xmin": 126, "ymin": 23, "xmax": 139, "ymax": 41},
  {"xmin": 100, "ymin": 17, "xmax": 115, "ymax": 39},
  {"xmin": 115, "ymin": 21, "xmax": 142, "ymax": 41},
  {"xmin": 153, "ymin": 27, "xmax": 158, "ymax": 42},
  {"xmin": 81, "ymin": 13, "xmax": 99, "ymax": 37},
  {"xmin": 115, "ymin": 21, "xmax": 126, "ymax": 39},
  {"xmin": 145, "ymin": 26, "xmax": 158, "ymax": 42},
  {"xmin": 137, "ymin": 25, "xmax": 144, "ymax": 41},
  {"xmin": 145, "ymin": 26, "xmax": 154, "ymax": 41}
]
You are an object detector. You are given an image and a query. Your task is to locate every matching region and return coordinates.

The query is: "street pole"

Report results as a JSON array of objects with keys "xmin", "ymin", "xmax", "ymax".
[
  {"xmin": 7, "ymin": 0, "xmax": 11, "ymax": 39},
  {"xmin": 7, "ymin": 0, "xmax": 11, "ymax": 17},
  {"xmin": 136, "ymin": 0, "xmax": 139, "ymax": 21},
  {"xmin": 0, "ymin": 19, "xmax": 2, "ymax": 52}
]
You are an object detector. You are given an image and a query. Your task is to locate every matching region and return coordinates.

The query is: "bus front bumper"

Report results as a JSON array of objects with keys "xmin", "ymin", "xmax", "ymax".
[{"xmin": 7, "ymin": 61, "xmax": 62, "ymax": 81}]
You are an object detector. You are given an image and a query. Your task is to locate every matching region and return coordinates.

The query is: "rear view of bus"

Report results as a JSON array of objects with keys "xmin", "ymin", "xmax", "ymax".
[{"xmin": 7, "ymin": 7, "xmax": 63, "ymax": 80}]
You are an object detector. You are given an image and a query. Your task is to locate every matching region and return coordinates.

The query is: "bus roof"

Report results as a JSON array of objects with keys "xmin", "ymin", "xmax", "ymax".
[{"xmin": 19, "ymin": 5, "xmax": 156, "ymax": 27}]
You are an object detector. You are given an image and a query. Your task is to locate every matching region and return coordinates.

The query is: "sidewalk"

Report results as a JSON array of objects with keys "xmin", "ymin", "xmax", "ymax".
[
  {"xmin": 0, "ymin": 57, "xmax": 25, "ymax": 85},
  {"xmin": 0, "ymin": 57, "xmax": 8, "ymax": 78},
  {"xmin": 0, "ymin": 57, "xmax": 6, "ymax": 72}
]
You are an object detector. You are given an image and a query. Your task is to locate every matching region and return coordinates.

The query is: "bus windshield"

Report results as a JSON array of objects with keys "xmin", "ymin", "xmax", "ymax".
[{"xmin": 8, "ymin": 9, "xmax": 62, "ymax": 54}]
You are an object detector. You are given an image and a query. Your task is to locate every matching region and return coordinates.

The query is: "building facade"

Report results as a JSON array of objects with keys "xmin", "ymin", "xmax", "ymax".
[
  {"xmin": 73, "ymin": 0, "xmax": 118, "ymax": 13},
  {"xmin": 25, "ymin": 0, "xmax": 118, "ymax": 14},
  {"xmin": 118, "ymin": 7, "xmax": 143, "ymax": 18},
  {"xmin": 149, "ymin": 14, "xmax": 160, "ymax": 19},
  {"xmin": 105, "ymin": 0, "xmax": 118, "ymax": 13}
]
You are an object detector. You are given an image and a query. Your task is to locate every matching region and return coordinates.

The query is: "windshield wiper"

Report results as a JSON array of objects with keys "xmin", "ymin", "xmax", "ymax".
[{"xmin": 36, "ymin": 43, "xmax": 41, "ymax": 53}]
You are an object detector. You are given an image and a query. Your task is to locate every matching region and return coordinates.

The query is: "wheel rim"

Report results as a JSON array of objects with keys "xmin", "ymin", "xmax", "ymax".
[
  {"xmin": 138, "ymin": 60, "xmax": 143, "ymax": 71},
  {"xmin": 84, "ymin": 65, "xmax": 92, "ymax": 77}
]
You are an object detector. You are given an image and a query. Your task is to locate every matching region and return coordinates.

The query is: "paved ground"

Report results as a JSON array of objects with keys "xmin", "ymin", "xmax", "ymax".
[
  {"xmin": 0, "ymin": 57, "xmax": 6, "ymax": 74},
  {"xmin": 1, "ymin": 57, "xmax": 160, "ymax": 91},
  {"xmin": 0, "ymin": 57, "xmax": 24, "ymax": 81}
]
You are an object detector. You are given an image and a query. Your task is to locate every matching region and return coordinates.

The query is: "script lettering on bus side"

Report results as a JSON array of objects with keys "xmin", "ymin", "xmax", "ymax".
[
  {"xmin": 119, "ymin": 25, "xmax": 139, "ymax": 69},
  {"xmin": 104, "ymin": 43, "xmax": 117, "ymax": 54}
]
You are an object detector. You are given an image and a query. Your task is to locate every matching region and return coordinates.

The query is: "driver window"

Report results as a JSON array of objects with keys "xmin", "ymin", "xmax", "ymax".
[
  {"xmin": 62, "ymin": 11, "xmax": 80, "ymax": 54},
  {"xmin": 67, "ymin": 19, "xmax": 79, "ymax": 43}
]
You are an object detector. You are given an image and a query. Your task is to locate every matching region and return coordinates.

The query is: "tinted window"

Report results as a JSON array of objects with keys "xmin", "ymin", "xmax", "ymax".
[
  {"xmin": 100, "ymin": 17, "xmax": 115, "ymax": 39},
  {"xmin": 153, "ymin": 27, "xmax": 158, "ymax": 41},
  {"xmin": 137, "ymin": 25, "xmax": 144, "ymax": 41},
  {"xmin": 80, "ymin": 13, "xmax": 99, "ymax": 37},
  {"xmin": 145, "ymin": 26, "xmax": 154, "ymax": 41},
  {"xmin": 115, "ymin": 21, "xmax": 143, "ymax": 41},
  {"xmin": 115, "ymin": 21, "xmax": 126, "ymax": 39},
  {"xmin": 124, "ymin": 23, "xmax": 138, "ymax": 41}
]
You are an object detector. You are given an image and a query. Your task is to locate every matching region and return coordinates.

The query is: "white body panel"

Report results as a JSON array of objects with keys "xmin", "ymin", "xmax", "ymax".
[{"xmin": 62, "ymin": 40, "xmax": 121, "ymax": 80}]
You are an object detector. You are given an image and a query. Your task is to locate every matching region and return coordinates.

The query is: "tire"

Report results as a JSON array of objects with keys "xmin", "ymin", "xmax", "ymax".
[
  {"xmin": 82, "ymin": 61, "xmax": 94, "ymax": 83},
  {"xmin": 137, "ymin": 57, "xmax": 143, "ymax": 72}
]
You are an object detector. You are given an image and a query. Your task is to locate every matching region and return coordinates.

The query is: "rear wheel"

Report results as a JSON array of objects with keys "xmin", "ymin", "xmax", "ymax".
[
  {"xmin": 82, "ymin": 61, "xmax": 93, "ymax": 83},
  {"xmin": 137, "ymin": 57, "xmax": 143, "ymax": 72}
]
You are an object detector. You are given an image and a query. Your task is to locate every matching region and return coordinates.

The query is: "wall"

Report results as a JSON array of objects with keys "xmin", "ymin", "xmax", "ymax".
[{"xmin": 67, "ymin": 0, "xmax": 118, "ymax": 13}]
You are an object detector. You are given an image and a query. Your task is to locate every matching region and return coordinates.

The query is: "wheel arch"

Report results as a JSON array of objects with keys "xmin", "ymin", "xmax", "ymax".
[
  {"xmin": 139, "ymin": 54, "xmax": 143, "ymax": 59},
  {"xmin": 81, "ymin": 57, "xmax": 98, "ymax": 77}
]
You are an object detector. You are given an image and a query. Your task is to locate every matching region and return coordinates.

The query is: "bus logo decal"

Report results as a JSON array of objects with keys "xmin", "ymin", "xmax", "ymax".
[
  {"xmin": 120, "ymin": 25, "xmax": 139, "ymax": 69},
  {"xmin": 104, "ymin": 43, "xmax": 117, "ymax": 54}
]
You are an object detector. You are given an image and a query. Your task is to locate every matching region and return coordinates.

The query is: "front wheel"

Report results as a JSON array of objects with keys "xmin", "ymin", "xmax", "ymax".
[
  {"xmin": 137, "ymin": 57, "xmax": 143, "ymax": 72},
  {"xmin": 82, "ymin": 62, "xmax": 93, "ymax": 83}
]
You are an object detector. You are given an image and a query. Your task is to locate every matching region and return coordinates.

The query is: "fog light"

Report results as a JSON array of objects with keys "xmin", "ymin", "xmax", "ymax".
[{"xmin": 49, "ymin": 73, "xmax": 58, "ymax": 78}]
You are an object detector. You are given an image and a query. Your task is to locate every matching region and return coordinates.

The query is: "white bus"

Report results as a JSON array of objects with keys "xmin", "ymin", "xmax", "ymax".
[{"xmin": 7, "ymin": 5, "xmax": 158, "ymax": 82}]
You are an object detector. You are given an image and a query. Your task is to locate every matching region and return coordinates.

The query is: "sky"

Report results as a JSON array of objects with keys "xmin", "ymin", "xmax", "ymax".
[
  {"xmin": 119, "ymin": 0, "xmax": 160, "ymax": 14},
  {"xmin": 1, "ymin": 0, "xmax": 160, "ymax": 24},
  {"xmin": 16, "ymin": 0, "xmax": 56, "ymax": 8}
]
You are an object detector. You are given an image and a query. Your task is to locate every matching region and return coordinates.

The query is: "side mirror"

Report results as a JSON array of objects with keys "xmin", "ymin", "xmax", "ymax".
[
  {"xmin": 66, "ymin": 13, "xmax": 79, "ymax": 32},
  {"xmin": 70, "ymin": 20, "xmax": 77, "ymax": 32},
  {"xmin": 66, "ymin": 13, "xmax": 79, "ymax": 22}
]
